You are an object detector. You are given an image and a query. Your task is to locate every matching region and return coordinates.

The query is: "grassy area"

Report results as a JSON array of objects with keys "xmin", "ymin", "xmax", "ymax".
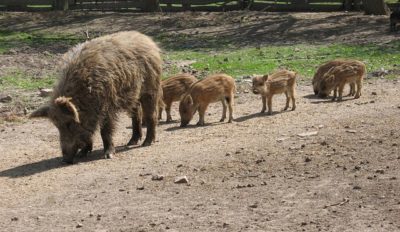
[
  {"xmin": 0, "ymin": 30, "xmax": 82, "ymax": 54},
  {"xmin": 0, "ymin": 69, "xmax": 56, "ymax": 91},
  {"xmin": 0, "ymin": 30, "xmax": 399, "ymax": 91},
  {"xmin": 164, "ymin": 41, "xmax": 400, "ymax": 78}
]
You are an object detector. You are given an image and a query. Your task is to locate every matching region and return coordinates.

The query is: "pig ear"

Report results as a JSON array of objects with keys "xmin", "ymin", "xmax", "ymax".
[
  {"xmin": 183, "ymin": 95, "xmax": 193, "ymax": 105},
  {"xmin": 54, "ymin": 97, "xmax": 80, "ymax": 123},
  {"xmin": 262, "ymin": 75, "xmax": 269, "ymax": 82},
  {"xmin": 30, "ymin": 105, "xmax": 50, "ymax": 118}
]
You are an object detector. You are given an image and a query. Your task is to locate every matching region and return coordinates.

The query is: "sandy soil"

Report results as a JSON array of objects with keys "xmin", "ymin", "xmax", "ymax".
[{"xmin": 0, "ymin": 11, "xmax": 400, "ymax": 232}]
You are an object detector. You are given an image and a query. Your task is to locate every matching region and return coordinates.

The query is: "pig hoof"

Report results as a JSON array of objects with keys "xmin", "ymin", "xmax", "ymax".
[
  {"xmin": 104, "ymin": 152, "xmax": 114, "ymax": 159},
  {"xmin": 77, "ymin": 150, "xmax": 90, "ymax": 158},
  {"xmin": 142, "ymin": 140, "xmax": 152, "ymax": 147},
  {"xmin": 291, "ymin": 107, "xmax": 296, "ymax": 111},
  {"xmin": 196, "ymin": 122, "xmax": 205, "ymax": 126},
  {"xmin": 127, "ymin": 137, "xmax": 140, "ymax": 146},
  {"xmin": 219, "ymin": 118, "xmax": 225, "ymax": 122},
  {"xmin": 228, "ymin": 119, "xmax": 233, "ymax": 123}
]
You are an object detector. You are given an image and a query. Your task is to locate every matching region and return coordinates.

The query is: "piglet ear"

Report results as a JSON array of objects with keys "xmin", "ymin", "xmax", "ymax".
[
  {"xmin": 54, "ymin": 97, "xmax": 80, "ymax": 123},
  {"xmin": 30, "ymin": 105, "xmax": 50, "ymax": 118},
  {"xmin": 262, "ymin": 75, "xmax": 269, "ymax": 82},
  {"xmin": 185, "ymin": 95, "xmax": 193, "ymax": 105}
]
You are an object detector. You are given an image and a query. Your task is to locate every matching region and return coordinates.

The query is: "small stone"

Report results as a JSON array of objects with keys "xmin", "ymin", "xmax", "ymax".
[
  {"xmin": 249, "ymin": 203, "xmax": 258, "ymax": 208},
  {"xmin": 151, "ymin": 175, "xmax": 164, "ymax": 181},
  {"xmin": 0, "ymin": 95, "xmax": 12, "ymax": 103},
  {"xmin": 346, "ymin": 130, "xmax": 357, "ymax": 133},
  {"xmin": 11, "ymin": 217, "xmax": 18, "ymax": 221},
  {"xmin": 39, "ymin": 88, "xmax": 53, "ymax": 97},
  {"xmin": 301, "ymin": 222, "xmax": 307, "ymax": 226},
  {"xmin": 376, "ymin": 169, "xmax": 385, "ymax": 174},
  {"xmin": 297, "ymin": 131, "xmax": 318, "ymax": 137},
  {"xmin": 174, "ymin": 176, "xmax": 189, "ymax": 184},
  {"xmin": 370, "ymin": 100, "xmax": 375, "ymax": 103},
  {"xmin": 276, "ymin": 137, "xmax": 289, "ymax": 142},
  {"xmin": 318, "ymin": 124, "xmax": 324, "ymax": 129},
  {"xmin": 76, "ymin": 223, "xmax": 83, "ymax": 228},
  {"xmin": 43, "ymin": 51, "xmax": 51, "ymax": 56},
  {"xmin": 136, "ymin": 186, "xmax": 145, "ymax": 190},
  {"xmin": 223, "ymin": 222, "xmax": 229, "ymax": 228},
  {"xmin": 371, "ymin": 92, "xmax": 377, "ymax": 95},
  {"xmin": 353, "ymin": 185, "xmax": 362, "ymax": 190},
  {"xmin": 305, "ymin": 157, "xmax": 312, "ymax": 162},
  {"xmin": 226, "ymin": 152, "xmax": 231, "ymax": 156},
  {"xmin": 243, "ymin": 89, "xmax": 249, "ymax": 93}
]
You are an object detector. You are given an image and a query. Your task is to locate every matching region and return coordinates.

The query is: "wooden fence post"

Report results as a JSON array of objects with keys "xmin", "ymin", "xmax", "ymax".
[
  {"xmin": 182, "ymin": 0, "xmax": 190, "ymax": 10},
  {"xmin": 54, "ymin": 0, "xmax": 69, "ymax": 10},
  {"xmin": 143, "ymin": 0, "xmax": 159, "ymax": 11}
]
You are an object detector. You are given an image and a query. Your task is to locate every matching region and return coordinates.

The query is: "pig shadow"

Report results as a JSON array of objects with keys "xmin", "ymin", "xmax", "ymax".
[
  {"xmin": 76, "ymin": 145, "xmax": 137, "ymax": 163},
  {"xmin": 310, "ymin": 97, "xmax": 355, "ymax": 104},
  {"xmin": 0, "ymin": 145, "xmax": 135, "ymax": 178},
  {"xmin": 165, "ymin": 121, "xmax": 229, "ymax": 131}
]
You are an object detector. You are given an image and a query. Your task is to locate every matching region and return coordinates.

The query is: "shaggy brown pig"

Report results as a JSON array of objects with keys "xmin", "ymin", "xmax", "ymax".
[
  {"xmin": 318, "ymin": 60, "xmax": 365, "ymax": 101},
  {"xmin": 160, "ymin": 73, "xmax": 197, "ymax": 122},
  {"xmin": 252, "ymin": 69, "xmax": 296, "ymax": 115},
  {"xmin": 313, "ymin": 59, "xmax": 355, "ymax": 96},
  {"xmin": 179, "ymin": 74, "xmax": 235, "ymax": 127},
  {"xmin": 30, "ymin": 31, "xmax": 162, "ymax": 164}
]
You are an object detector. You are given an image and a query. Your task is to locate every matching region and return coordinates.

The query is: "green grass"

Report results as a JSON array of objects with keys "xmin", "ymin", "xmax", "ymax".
[
  {"xmin": 0, "ymin": 69, "xmax": 56, "ymax": 91},
  {"xmin": 0, "ymin": 30, "xmax": 82, "ymax": 54},
  {"xmin": 0, "ymin": 30, "xmax": 399, "ymax": 91},
  {"xmin": 164, "ymin": 41, "xmax": 400, "ymax": 79}
]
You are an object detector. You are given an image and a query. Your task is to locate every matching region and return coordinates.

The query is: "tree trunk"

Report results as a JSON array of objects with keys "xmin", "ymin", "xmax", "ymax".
[{"xmin": 363, "ymin": 0, "xmax": 389, "ymax": 15}]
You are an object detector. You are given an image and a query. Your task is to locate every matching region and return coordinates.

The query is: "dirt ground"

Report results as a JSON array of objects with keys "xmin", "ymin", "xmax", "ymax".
[{"xmin": 0, "ymin": 11, "xmax": 400, "ymax": 232}]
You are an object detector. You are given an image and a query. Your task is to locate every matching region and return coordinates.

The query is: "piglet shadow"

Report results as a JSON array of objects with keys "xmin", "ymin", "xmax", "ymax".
[
  {"xmin": 234, "ymin": 112, "xmax": 266, "ymax": 122},
  {"xmin": 303, "ymin": 94, "xmax": 320, "ymax": 99},
  {"xmin": 0, "ymin": 145, "xmax": 136, "ymax": 178},
  {"xmin": 165, "ymin": 121, "xmax": 230, "ymax": 131},
  {"xmin": 158, "ymin": 120, "xmax": 178, "ymax": 125}
]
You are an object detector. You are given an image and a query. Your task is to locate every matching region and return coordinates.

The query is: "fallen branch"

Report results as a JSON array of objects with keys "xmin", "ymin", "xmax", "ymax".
[{"xmin": 323, "ymin": 198, "xmax": 349, "ymax": 209}]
